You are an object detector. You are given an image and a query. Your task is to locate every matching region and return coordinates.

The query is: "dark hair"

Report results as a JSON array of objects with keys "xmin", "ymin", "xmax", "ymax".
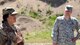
[
  {"xmin": 2, "ymin": 7, "xmax": 15, "ymax": 23},
  {"xmin": 2, "ymin": 14, "xmax": 9, "ymax": 23},
  {"xmin": 2, "ymin": 8, "xmax": 8, "ymax": 23}
]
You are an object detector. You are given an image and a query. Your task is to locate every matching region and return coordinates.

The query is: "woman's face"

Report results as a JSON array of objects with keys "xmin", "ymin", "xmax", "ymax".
[{"xmin": 7, "ymin": 14, "xmax": 16, "ymax": 24}]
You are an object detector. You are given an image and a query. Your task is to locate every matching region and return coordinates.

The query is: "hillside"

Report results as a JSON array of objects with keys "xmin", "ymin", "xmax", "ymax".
[
  {"xmin": 0, "ymin": 0, "xmax": 80, "ymax": 30},
  {"xmin": 0, "ymin": 0, "xmax": 80, "ymax": 44}
]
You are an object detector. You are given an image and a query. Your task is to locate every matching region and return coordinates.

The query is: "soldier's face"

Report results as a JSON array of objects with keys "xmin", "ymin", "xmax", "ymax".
[
  {"xmin": 65, "ymin": 10, "xmax": 72, "ymax": 16},
  {"xmin": 7, "ymin": 14, "xmax": 16, "ymax": 24}
]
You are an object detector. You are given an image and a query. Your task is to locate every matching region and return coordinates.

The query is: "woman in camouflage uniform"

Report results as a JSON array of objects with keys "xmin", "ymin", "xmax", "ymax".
[{"xmin": 0, "ymin": 7, "xmax": 24, "ymax": 45}]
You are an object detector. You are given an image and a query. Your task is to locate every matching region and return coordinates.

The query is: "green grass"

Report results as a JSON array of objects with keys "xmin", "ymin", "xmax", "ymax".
[
  {"xmin": 29, "ymin": 11, "xmax": 41, "ymax": 19},
  {"xmin": 24, "ymin": 15, "xmax": 57, "ymax": 43},
  {"xmin": 25, "ymin": 30, "xmax": 52, "ymax": 43},
  {"xmin": 47, "ymin": 15, "xmax": 57, "ymax": 26},
  {"xmin": 29, "ymin": 11, "xmax": 38, "ymax": 18},
  {"xmin": 19, "ymin": 9, "xmax": 80, "ymax": 44}
]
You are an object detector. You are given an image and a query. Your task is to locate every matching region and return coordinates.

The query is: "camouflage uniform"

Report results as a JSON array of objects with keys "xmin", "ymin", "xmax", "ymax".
[
  {"xmin": 0, "ymin": 21, "xmax": 23, "ymax": 45},
  {"xmin": 0, "ymin": 24, "xmax": 7, "ymax": 45},
  {"xmin": 0, "ymin": 7, "xmax": 24, "ymax": 45},
  {"xmin": 51, "ymin": 16, "xmax": 80, "ymax": 45}
]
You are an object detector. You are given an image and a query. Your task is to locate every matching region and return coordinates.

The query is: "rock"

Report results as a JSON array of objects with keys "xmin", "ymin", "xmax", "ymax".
[
  {"xmin": 8, "ymin": 0, "xmax": 14, "ymax": 1},
  {"xmin": 0, "ymin": 0, "xmax": 6, "ymax": 5},
  {"xmin": 0, "ymin": 0, "xmax": 16, "ymax": 5},
  {"xmin": 40, "ymin": 0, "xmax": 67, "ymax": 7}
]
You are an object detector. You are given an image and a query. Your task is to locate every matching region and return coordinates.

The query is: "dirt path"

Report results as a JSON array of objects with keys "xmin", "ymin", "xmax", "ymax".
[{"xmin": 24, "ymin": 43, "xmax": 52, "ymax": 45}]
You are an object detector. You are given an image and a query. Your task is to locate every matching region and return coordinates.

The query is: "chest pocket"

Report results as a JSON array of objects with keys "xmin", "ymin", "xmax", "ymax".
[
  {"xmin": 70, "ymin": 20, "xmax": 77, "ymax": 30},
  {"xmin": 65, "ymin": 20, "xmax": 76, "ymax": 31},
  {"xmin": 58, "ymin": 21, "xmax": 67, "ymax": 31},
  {"xmin": 58, "ymin": 20, "xmax": 76, "ymax": 31}
]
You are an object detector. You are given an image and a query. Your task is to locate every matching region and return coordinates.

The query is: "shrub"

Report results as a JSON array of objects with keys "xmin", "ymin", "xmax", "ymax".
[
  {"xmin": 56, "ymin": 13, "xmax": 63, "ymax": 17},
  {"xmin": 18, "ymin": 7, "xmax": 27, "ymax": 15},
  {"xmin": 47, "ymin": 15, "xmax": 57, "ymax": 27},
  {"xmin": 29, "ymin": 11, "xmax": 41, "ymax": 19}
]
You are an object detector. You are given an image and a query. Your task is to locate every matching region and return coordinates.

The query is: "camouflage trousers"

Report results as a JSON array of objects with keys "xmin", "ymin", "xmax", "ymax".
[{"xmin": 57, "ymin": 40, "xmax": 76, "ymax": 45}]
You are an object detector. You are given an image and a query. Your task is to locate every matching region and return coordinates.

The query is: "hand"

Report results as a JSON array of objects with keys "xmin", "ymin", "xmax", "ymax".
[
  {"xmin": 72, "ymin": 37, "xmax": 77, "ymax": 42},
  {"xmin": 16, "ymin": 33, "xmax": 23, "ymax": 43},
  {"xmin": 53, "ymin": 42, "xmax": 58, "ymax": 45}
]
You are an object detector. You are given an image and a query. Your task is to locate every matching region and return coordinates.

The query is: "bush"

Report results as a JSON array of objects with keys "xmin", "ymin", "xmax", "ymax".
[
  {"xmin": 47, "ymin": 15, "xmax": 57, "ymax": 27},
  {"xmin": 56, "ymin": 13, "xmax": 63, "ymax": 17},
  {"xmin": 29, "ymin": 11, "xmax": 41, "ymax": 19},
  {"xmin": 46, "ymin": 9, "xmax": 53, "ymax": 15},
  {"xmin": 18, "ymin": 7, "xmax": 27, "ymax": 15},
  {"xmin": 25, "ymin": 30, "xmax": 52, "ymax": 43}
]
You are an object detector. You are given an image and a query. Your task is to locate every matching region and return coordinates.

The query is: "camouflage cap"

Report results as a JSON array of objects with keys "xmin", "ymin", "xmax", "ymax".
[
  {"xmin": 2, "ymin": 7, "xmax": 18, "ymax": 16},
  {"xmin": 65, "ymin": 5, "xmax": 73, "ymax": 12}
]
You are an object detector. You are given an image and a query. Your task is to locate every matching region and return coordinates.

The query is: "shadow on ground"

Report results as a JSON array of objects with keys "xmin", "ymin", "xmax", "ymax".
[{"xmin": 40, "ymin": 0, "xmax": 67, "ymax": 7}]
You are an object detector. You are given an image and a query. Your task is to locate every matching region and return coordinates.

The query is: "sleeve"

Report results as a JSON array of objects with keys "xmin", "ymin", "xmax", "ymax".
[
  {"xmin": 0, "ymin": 29, "xmax": 7, "ymax": 44},
  {"xmin": 51, "ymin": 18, "xmax": 59, "ymax": 43},
  {"xmin": 15, "ymin": 25, "xmax": 22, "ymax": 36},
  {"xmin": 0, "ymin": 29, "xmax": 6, "ymax": 36},
  {"xmin": 75, "ymin": 20, "xmax": 80, "ymax": 39}
]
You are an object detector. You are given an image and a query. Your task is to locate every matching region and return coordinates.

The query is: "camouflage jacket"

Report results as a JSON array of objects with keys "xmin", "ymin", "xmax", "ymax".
[
  {"xmin": 51, "ymin": 16, "xmax": 80, "ymax": 45},
  {"xmin": 0, "ymin": 22, "xmax": 22, "ymax": 45}
]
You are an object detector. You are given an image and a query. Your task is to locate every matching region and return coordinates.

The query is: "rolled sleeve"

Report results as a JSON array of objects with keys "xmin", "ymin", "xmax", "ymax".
[{"xmin": 75, "ymin": 20, "xmax": 80, "ymax": 39}]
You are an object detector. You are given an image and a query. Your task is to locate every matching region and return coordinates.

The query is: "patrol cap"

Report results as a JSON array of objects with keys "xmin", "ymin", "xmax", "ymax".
[
  {"xmin": 65, "ymin": 5, "xmax": 73, "ymax": 12},
  {"xmin": 2, "ymin": 7, "xmax": 18, "ymax": 16}
]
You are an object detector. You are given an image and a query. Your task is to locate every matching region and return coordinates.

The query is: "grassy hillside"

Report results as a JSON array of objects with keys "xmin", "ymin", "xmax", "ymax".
[{"xmin": 0, "ymin": 0, "xmax": 80, "ymax": 44}]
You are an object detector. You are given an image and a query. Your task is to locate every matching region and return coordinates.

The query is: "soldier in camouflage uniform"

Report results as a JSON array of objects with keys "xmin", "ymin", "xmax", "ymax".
[
  {"xmin": 51, "ymin": 5, "xmax": 80, "ymax": 45},
  {"xmin": 0, "ymin": 7, "xmax": 24, "ymax": 45}
]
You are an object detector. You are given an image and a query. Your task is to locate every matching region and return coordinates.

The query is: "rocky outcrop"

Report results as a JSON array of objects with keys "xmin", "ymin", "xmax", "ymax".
[
  {"xmin": 40, "ymin": 0, "xmax": 67, "ymax": 7},
  {"xmin": 0, "ymin": 0, "xmax": 5, "ymax": 5},
  {"xmin": 0, "ymin": 0, "xmax": 16, "ymax": 5}
]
